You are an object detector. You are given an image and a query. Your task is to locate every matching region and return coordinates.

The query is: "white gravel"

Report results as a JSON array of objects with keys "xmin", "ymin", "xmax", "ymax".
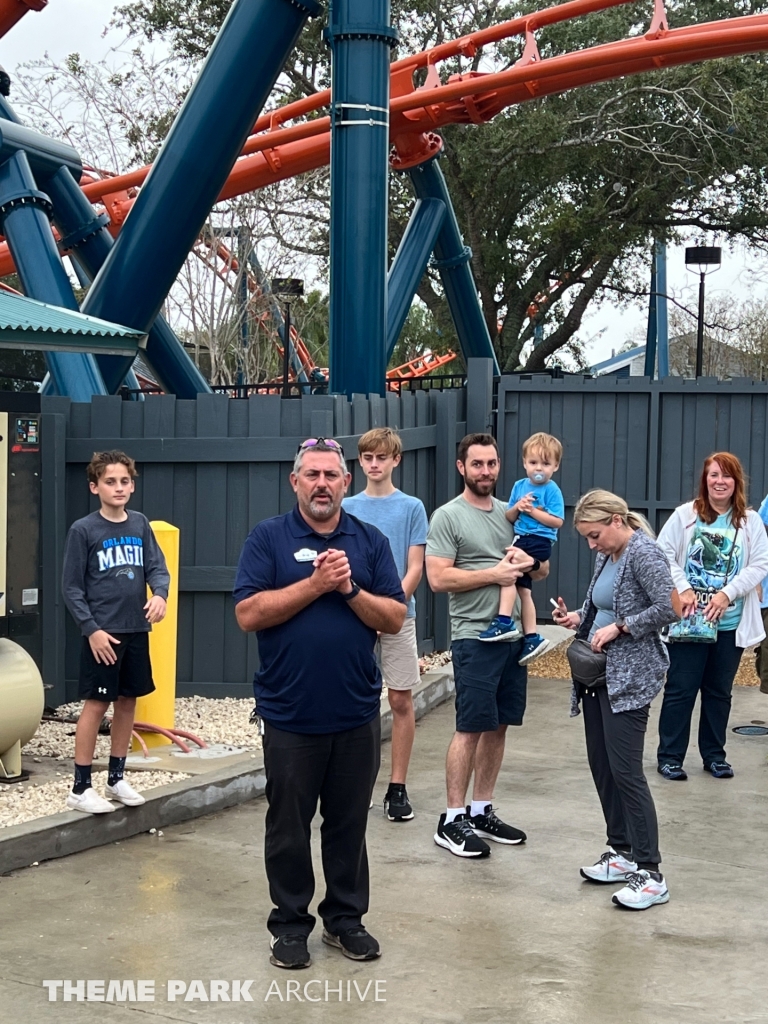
[{"xmin": 7, "ymin": 658, "xmax": 452, "ymax": 832}]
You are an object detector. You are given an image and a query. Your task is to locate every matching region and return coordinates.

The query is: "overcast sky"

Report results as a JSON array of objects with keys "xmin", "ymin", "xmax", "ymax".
[{"xmin": 1, "ymin": 0, "xmax": 761, "ymax": 367}]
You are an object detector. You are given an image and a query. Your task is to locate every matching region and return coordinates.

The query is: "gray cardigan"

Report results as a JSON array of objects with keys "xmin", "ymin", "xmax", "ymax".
[{"xmin": 570, "ymin": 530, "xmax": 678, "ymax": 716}]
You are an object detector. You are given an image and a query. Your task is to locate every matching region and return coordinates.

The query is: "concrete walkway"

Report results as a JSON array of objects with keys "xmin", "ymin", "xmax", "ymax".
[{"xmin": 2, "ymin": 679, "xmax": 767, "ymax": 1024}]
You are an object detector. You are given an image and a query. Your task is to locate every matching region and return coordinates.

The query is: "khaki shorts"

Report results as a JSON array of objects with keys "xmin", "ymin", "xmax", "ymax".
[{"xmin": 377, "ymin": 617, "xmax": 419, "ymax": 691}]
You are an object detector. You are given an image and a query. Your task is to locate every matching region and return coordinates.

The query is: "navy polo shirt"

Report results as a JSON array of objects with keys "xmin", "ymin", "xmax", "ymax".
[{"xmin": 233, "ymin": 505, "xmax": 406, "ymax": 734}]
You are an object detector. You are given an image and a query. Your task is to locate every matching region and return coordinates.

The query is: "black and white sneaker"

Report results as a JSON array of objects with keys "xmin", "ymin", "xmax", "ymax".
[
  {"xmin": 468, "ymin": 804, "xmax": 527, "ymax": 845},
  {"xmin": 384, "ymin": 783, "xmax": 414, "ymax": 821},
  {"xmin": 269, "ymin": 934, "xmax": 311, "ymax": 969},
  {"xmin": 434, "ymin": 813, "xmax": 491, "ymax": 858}
]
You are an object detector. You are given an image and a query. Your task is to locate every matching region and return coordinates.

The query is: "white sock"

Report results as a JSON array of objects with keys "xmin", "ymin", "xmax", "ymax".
[
  {"xmin": 445, "ymin": 807, "xmax": 466, "ymax": 824},
  {"xmin": 471, "ymin": 800, "xmax": 490, "ymax": 818}
]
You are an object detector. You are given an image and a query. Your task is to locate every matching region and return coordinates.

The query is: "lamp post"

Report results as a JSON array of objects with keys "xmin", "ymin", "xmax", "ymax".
[
  {"xmin": 272, "ymin": 277, "xmax": 304, "ymax": 398},
  {"xmin": 685, "ymin": 245, "xmax": 721, "ymax": 377}
]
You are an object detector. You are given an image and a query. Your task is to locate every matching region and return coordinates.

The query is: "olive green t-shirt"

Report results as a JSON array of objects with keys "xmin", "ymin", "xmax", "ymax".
[{"xmin": 426, "ymin": 494, "xmax": 517, "ymax": 641}]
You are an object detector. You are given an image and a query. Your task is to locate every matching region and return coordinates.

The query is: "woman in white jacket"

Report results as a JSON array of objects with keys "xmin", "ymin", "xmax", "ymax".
[{"xmin": 656, "ymin": 452, "xmax": 768, "ymax": 780}]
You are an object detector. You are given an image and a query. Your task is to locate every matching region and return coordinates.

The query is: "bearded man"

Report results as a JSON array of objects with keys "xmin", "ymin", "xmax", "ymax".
[
  {"xmin": 234, "ymin": 438, "xmax": 405, "ymax": 969},
  {"xmin": 426, "ymin": 433, "xmax": 549, "ymax": 860}
]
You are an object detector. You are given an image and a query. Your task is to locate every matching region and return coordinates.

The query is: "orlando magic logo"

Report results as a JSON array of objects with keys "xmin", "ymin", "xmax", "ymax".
[{"xmin": 116, "ymin": 568, "xmax": 136, "ymax": 581}]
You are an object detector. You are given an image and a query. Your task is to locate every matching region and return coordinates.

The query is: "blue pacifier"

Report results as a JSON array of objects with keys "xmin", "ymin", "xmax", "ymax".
[{"xmin": 532, "ymin": 472, "xmax": 546, "ymax": 484}]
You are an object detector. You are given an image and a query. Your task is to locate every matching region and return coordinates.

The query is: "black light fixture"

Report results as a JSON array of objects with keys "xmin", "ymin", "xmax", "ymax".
[
  {"xmin": 684, "ymin": 245, "xmax": 721, "ymax": 377},
  {"xmin": 271, "ymin": 277, "xmax": 304, "ymax": 398}
]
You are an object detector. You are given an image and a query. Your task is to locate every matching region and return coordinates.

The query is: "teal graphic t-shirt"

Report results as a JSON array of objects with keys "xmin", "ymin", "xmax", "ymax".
[{"xmin": 685, "ymin": 512, "xmax": 743, "ymax": 631}]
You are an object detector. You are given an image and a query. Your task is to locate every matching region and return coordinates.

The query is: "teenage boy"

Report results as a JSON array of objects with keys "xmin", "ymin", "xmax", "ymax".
[
  {"xmin": 62, "ymin": 451, "xmax": 170, "ymax": 814},
  {"xmin": 343, "ymin": 428, "xmax": 429, "ymax": 822}
]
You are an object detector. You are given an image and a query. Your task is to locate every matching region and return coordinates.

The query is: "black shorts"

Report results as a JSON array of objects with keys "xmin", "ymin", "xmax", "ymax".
[
  {"xmin": 513, "ymin": 534, "xmax": 552, "ymax": 590},
  {"xmin": 452, "ymin": 638, "xmax": 527, "ymax": 733},
  {"xmin": 79, "ymin": 632, "xmax": 156, "ymax": 702}
]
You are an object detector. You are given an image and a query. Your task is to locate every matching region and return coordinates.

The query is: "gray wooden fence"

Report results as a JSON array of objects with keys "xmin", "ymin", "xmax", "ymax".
[
  {"xmin": 40, "ymin": 388, "xmax": 467, "ymax": 706},
  {"xmin": 496, "ymin": 371, "xmax": 768, "ymax": 617},
  {"xmin": 37, "ymin": 363, "xmax": 768, "ymax": 706}
]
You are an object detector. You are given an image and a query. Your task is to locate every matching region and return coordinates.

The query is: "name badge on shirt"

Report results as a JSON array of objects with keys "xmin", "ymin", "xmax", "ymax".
[{"xmin": 294, "ymin": 547, "xmax": 318, "ymax": 562}]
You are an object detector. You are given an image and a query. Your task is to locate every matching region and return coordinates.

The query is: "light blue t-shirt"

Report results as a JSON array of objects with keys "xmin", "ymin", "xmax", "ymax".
[
  {"xmin": 508, "ymin": 478, "xmax": 565, "ymax": 543},
  {"xmin": 342, "ymin": 490, "xmax": 428, "ymax": 618},
  {"xmin": 759, "ymin": 495, "xmax": 768, "ymax": 609},
  {"xmin": 686, "ymin": 511, "xmax": 744, "ymax": 631},
  {"xmin": 587, "ymin": 554, "xmax": 623, "ymax": 640}
]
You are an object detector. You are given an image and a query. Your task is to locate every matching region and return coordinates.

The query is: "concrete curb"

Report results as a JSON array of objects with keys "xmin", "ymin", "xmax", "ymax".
[{"xmin": 0, "ymin": 667, "xmax": 455, "ymax": 875}]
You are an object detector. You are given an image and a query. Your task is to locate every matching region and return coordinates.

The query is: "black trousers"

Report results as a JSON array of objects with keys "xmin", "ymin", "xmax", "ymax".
[
  {"xmin": 262, "ymin": 715, "xmax": 381, "ymax": 937},
  {"xmin": 581, "ymin": 686, "xmax": 661, "ymax": 866},
  {"xmin": 657, "ymin": 629, "xmax": 743, "ymax": 766}
]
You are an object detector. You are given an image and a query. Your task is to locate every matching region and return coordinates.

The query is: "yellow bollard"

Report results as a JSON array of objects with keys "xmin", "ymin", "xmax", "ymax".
[{"xmin": 132, "ymin": 521, "xmax": 179, "ymax": 750}]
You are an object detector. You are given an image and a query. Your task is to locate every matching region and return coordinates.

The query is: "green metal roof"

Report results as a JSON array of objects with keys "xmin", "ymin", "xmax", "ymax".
[{"xmin": 0, "ymin": 290, "xmax": 147, "ymax": 356}]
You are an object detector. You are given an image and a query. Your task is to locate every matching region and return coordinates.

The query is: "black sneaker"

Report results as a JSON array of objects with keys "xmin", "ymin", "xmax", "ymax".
[
  {"xmin": 657, "ymin": 763, "xmax": 688, "ymax": 781},
  {"xmin": 269, "ymin": 934, "xmax": 311, "ymax": 969},
  {"xmin": 704, "ymin": 760, "xmax": 734, "ymax": 778},
  {"xmin": 434, "ymin": 812, "xmax": 491, "ymax": 858},
  {"xmin": 322, "ymin": 926, "xmax": 381, "ymax": 960},
  {"xmin": 468, "ymin": 804, "xmax": 527, "ymax": 845},
  {"xmin": 384, "ymin": 783, "xmax": 414, "ymax": 821}
]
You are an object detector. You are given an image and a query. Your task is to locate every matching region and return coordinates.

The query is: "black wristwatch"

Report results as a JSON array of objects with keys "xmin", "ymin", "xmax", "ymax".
[
  {"xmin": 615, "ymin": 618, "xmax": 628, "ymax": 634},
  {"xmin": 530, "ymin": 559, "xmax": 541, "ymax": 572},
  {"xmin": 342, "ymin": 580, "xmax": 361, "ymax": 601}
]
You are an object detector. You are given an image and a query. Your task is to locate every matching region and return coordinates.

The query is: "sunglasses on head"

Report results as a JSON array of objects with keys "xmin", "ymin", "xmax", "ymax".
[{"xmin": 297, "ymin": 437, "xmax": 345, "ymax": 456}]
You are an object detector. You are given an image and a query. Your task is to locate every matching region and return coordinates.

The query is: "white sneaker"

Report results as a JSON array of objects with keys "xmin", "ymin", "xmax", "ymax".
[
  {"xmin": 612, "ymin": 870, "xmax": 669, "ymax": 910},
  {"xmin": 580, "ymin": 847, "xmax": 637, "ymax": 883},
  {"xmin": 66, "ymin": 788, "xmax": 116, "ymax": 814},
  {"xmin": 105, "ymin": 779, "xmax": 146, "ymax": 807}
]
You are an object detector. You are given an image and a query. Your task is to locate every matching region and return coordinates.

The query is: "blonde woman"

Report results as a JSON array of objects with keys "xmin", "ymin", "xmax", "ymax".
[{"xmin": 552, "ymin": 490, "xmax": 680, "ymax": 911}]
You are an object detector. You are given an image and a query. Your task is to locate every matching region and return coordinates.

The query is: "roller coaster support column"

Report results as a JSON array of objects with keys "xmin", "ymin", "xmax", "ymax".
[
  {"xmin": 0, "ymin": 93, "xmax": 208, "ymax": 398},
  {"xmin": 408, "ymin": 156, "xmax": 499, "ymax": 373},
  {"xmin": 0, "ymin": 151, "xmax": 107, "ymax": 399},
  {"xmin": 327, "ymin": 0, "xmax": 398, "ymax": 397},
  {"xmin": 81, "ymin": 0, "xmax": 321, "ymax": 394},
  {"xmin": 386, "ymin": 197, "xmax": 445, "ymax": 361}
]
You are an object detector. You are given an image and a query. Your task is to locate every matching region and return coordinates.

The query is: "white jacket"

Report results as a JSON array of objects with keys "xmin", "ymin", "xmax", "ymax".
[{"xmin": 657, "ymin": 502, "xmax": 768, "ymax": 649}]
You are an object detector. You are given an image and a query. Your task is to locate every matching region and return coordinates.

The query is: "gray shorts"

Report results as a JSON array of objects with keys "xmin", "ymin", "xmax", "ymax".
[{"xmin": 377, "ymin": 618, "xmax": 419, "ymax": 691}]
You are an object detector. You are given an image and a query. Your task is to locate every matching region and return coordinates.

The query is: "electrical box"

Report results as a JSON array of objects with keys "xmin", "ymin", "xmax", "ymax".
[{"xmin": 0, "ymin": 392, "xmax": 42, "ymax": 670}]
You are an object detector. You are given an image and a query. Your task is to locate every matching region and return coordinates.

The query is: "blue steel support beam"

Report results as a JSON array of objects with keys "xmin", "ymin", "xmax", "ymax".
[
  {"xmin": 408, "ymin": 156, "xmax": 499, "ymax": 373},
  {"xmin": 327, "ymin": 0, "xmax": 397, "ymax": 398},
  {"xmin": 0, "ymin": 151, "xmax": 106, "ymax": 399},
  {"xmin": 81, "ymin": 0, "xmax": 321, "ymax": 394},
  {"xmin": 644, "ymin": 257, "xmax": 657, "ymax": 379},
  {"xmin": 655, "ymin": 239, "xmax": 670, "ymax": 378},
  {"xmin": 386, "ymin": 196, "xmax": 445, "ymax": 361},
  {"xmin": 0, "ymin": 94, "xmax": 208, "ymax": 398}
]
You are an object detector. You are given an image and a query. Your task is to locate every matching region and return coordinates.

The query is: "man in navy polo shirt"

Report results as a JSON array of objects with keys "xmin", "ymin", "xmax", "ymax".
[{"xmin": 234, "ymin": 438, "xmax": 406, "ymax": 971}]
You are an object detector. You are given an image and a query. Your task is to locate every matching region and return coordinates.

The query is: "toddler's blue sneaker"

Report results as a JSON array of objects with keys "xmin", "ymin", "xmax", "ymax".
[
  {"xmin": 477, "ymin": 617, "xmax": 521, "ymax": 642},
  {"xmin": 518, "ymin": 633, "xmax": 550, "ymax": 665}
]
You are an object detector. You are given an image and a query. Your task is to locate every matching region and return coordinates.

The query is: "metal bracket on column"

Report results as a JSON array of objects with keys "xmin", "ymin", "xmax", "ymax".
[
  {"xmin": 324, "ymin": 23, "xmax": 399, "ymax": 47},
  {"xmin": 57, "ymin": 212, "xmax": 110, "ymax": 253},
  {"xmin": 333, "ymin": 102, "xmax": 390, "ymax": 129},
  {"xmin": 0, "ymin": 188, "xmax": 53, "ymax": 224},
  {"xmin": 430, "ymin": 245, "xmax": 472, "ymax": 270}
]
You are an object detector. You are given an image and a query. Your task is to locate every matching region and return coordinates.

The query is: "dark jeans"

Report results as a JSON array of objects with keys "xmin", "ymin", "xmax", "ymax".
[
  {"xmin": 581, "ymin": 686, "xmax": 660, "ymax": 866},
  {"xmin": 754, "ymin": 608, "xmax": 768, "ymax": 694},
  {"xmin": 262, "ymin": 715, "xmax": 381, "ymax": 938},
  {"xmin": 657, "ymin": 630, "xmax": 743, "ymax": 767}
]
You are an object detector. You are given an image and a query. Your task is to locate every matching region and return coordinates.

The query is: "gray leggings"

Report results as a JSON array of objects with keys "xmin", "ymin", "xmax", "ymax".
[{"xmin": 581, "ymin": 685, "xmax": 661, "ymax": 867}]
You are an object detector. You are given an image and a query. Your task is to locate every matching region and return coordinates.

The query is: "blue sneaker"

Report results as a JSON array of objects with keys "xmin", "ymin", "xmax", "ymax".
[
  {"xmin": 657, "ymin": 763, "xmax": 687, "ymax": 781},
  {"xmin": 704, "ymin": 760, "xmax": 734, "ymax": 778},
  {"xmin": 518, "ymin": 633, "xmax": 551, "ymax": 665},
  {"xmin": 477, "ymin": 618, "xmax": 521, "ymax": 642}
]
